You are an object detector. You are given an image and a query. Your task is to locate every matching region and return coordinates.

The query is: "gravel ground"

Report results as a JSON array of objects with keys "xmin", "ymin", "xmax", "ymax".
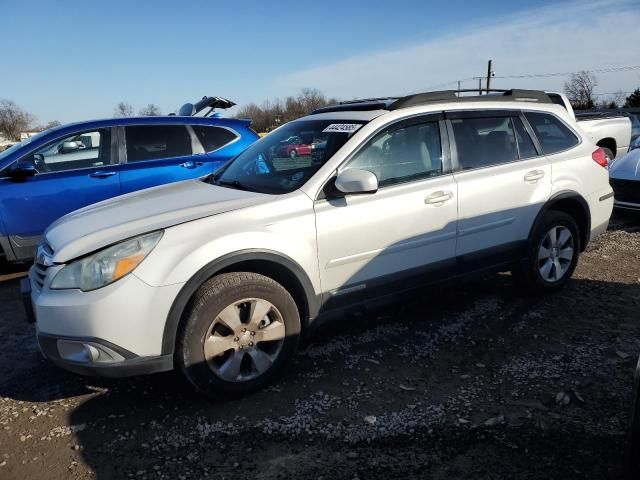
[{"xmin": 0, "ymin": 213, "xmax": 638, "ymax": 479}]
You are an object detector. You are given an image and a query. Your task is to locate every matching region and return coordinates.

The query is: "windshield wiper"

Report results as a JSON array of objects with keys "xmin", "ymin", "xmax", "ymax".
[{"xmin": 215, "ymin": 179, "xmax": 249, "ymax": 191}]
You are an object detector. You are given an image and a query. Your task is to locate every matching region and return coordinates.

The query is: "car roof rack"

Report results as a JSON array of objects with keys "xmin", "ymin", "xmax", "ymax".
[
  {"xmin": 311, "ymin": 89, "xmax": 552, "ymax": 114},
  {"xmin": 312, "ymin": 98, "xmax": 398, "ymax": 114}
]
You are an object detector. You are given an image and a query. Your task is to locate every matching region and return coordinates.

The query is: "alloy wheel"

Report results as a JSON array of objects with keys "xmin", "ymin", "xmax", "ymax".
[
  {"xmin": 537, "ymin": 225, "xmax": 574, "ymax": 283},
  {"xmin": 203, "ymin": 298, "xmax": 286, "ymax": 382}
]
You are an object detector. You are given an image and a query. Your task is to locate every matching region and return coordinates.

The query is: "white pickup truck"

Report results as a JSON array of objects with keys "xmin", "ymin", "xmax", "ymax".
[{"xmin": 548, "ymin": 92, "xmax": 632, "ymax": 162}]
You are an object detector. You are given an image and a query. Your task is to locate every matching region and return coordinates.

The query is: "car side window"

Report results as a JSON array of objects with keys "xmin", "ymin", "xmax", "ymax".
[
  {"xmin": 451, "ymin": 116, "xmax": 518, "ymax": 170},
  {"xmin": 524, "ymin": 112, "xmax": 579, "ymax": 155},
  {"xmin": 512, "ymin": 117, "xmax": 538, "ymax": 159},
  {"xmin": 192, "ymin": 125, "xmax": 237, "ymax": 152},
  {"xmin": 345, "ymin": 121, "xmax": 443, "ymax": 187},
  {"xmin": 125, "ymin": 125, "xmax": 192, "ymax": 162},
  {"xmin": 25, "ymin": 128, "xmax": 112, "ymax": 174}
]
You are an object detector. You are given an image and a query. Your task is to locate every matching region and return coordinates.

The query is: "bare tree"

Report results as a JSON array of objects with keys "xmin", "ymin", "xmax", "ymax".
[
  {"xmin": 612, "ymin": 91, "xmax": 627, "ymax": 109},
  {"xmin": 0, "ymin": 100, "xmax": 34, "ymax": 141},
  {"xmin": 564, "ymin": 71, "xmax": 598, "ymax": 109},
  {"xmin": 235, "ymin": 89, "xmax": 339, "ymax": 132},
  {"xmin": 139, "ymin": 104, "xmax": 162, "ymax": 116},
  {"xmin": 34, "ymin": 120, "xmax": 61, "ymax": 132},
  {"xmin": 114, "ymin": 102, "xmax": 134, "ymax": 118}
]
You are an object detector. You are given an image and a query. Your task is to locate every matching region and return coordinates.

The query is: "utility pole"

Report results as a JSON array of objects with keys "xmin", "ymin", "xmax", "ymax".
[
  {"xmin": 486, "ymin": 59, "xmax": 493, "ymax": 94},
  {"xmin": 457, "ymin": 80, "xmax": 461, "ymax": 93},
  {"xmin": 477, "ymin": 77, "xmax": 483, "ymax": 95}
]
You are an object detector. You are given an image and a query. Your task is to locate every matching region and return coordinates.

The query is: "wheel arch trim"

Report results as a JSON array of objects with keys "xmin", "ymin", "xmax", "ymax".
[
  {"xmin": 529, "ymin": 191, "xmax": 591, "ymax": 251},
  {"xmin": 161, "ymin": 249, "xmax": 319, "ymax": 355}
]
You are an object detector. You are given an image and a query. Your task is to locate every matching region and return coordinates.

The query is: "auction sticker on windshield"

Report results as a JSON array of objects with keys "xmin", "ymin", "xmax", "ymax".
[{"xmin": 322, "ymin": 124, "xmax": 363, "ymax": 134}]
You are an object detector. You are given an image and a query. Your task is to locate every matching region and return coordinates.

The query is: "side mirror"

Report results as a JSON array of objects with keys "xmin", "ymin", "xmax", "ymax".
[
  {"xmin": 60, "ymin": 141, "xmax": 80, "ymax": 153},
  {"xmin": 9, "ymin": 160, "xmax": 38, "ymax": 179},
  {"xmin": 335, "ymin": 169, "xmax": 378, "ymax": 194}
]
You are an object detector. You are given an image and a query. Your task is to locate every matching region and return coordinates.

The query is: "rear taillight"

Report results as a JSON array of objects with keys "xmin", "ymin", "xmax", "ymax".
[{"xmin": 592, "ymin": 147, "xmax": 608, "ymax": 168}]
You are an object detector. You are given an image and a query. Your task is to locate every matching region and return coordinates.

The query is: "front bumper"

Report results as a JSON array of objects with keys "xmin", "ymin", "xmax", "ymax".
[
  {"xmin": 28, "ymin": 268, "xmax": 185, "ymax": 378},
  {"xmin": 36, "ymin": 333, "xmax": 173, "ymax": 377}
]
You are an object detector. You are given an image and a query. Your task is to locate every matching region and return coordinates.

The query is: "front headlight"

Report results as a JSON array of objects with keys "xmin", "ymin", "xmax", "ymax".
[{"xmin": 50, "ymin": 231, "xmax": 163, "ymax": 291}]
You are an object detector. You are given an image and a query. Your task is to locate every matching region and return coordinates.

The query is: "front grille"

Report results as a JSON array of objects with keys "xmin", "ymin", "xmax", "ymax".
[
  {"xmin": 33, "ymin": 242, "xmax": 54, "ymax": 289},
  {"xmin": 610, "ymin": 178, "xmax": 640, "ymax": 204}
]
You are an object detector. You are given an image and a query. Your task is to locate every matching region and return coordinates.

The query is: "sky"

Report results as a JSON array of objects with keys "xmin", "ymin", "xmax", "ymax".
[{"xmin": 1, "ymin": 0, "xmax": 639, "ymax": 124}]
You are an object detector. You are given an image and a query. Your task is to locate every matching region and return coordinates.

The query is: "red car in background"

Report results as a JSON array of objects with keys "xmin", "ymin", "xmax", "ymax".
[{"xmin": 275, "ymin": 135, "xmax": 312, "ymax": 158}]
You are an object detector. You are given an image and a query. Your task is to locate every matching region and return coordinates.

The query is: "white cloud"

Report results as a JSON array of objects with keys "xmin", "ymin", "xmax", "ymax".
[{"xmin": 273, "ymin": 0, "xmax": 640, "ymax": 100}]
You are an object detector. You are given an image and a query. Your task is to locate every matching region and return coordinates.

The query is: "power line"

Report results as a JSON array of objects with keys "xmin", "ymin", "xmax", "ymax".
[
  {"xmin": 425, "ymin": 65, "xmax": 640, "ymax": 92},
  {"xmin": 494, "ymin": 65, "xmax": 640, "ymax": 79},
  {"xmin": 592, "ymin": 91, "xmax": 633, "ymax": 97}
]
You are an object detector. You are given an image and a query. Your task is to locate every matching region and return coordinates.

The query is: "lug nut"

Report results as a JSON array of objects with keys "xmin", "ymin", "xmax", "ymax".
[
  {"xmin": 239, "ymin": 345, "xmax": 244, "ymax": 350},
  {"xmin": 249, "ymin": 342, "xmax": 254, "ymax": 347},
  {"xmin": 242, "ymin": 328, "xmax": 247, "ymax": 332},
  {"xmin": 234, "ymin": 337, "xmax": 239, "ymax": 342},
  {"xmin": 250, "ymin": 331, "xmax": 255, "ymax": 336}
]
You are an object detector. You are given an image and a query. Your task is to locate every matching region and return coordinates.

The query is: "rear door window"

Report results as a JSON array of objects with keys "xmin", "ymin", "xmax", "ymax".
[
  {"xmin": 125, "ymin": 125, "xmax": 192, "ymax": 162},
  {"xmin": 450, "ymin": 116, "xmax": 518, "ymax": 170},
  {"xmin": 192, "ymin": 125, "xmax": 238, "ymax": 152},
  {"xmin": 524, "ymin": 112, "xmax": 579, "ymax": 155}
]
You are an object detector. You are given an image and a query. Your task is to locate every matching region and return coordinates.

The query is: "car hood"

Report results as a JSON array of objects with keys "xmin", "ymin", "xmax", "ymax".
[
  {"xmin": 45, "ymin": 179, "xmax": 268, "ymax": 263},
  {"xmin": 609, "ymin": 149, "xmax": 640, "ymax": 181}
]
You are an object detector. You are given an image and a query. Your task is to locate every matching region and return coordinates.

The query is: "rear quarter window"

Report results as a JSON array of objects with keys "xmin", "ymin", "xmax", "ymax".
[
  {"xmin": 192, "ymin": 125, "xmax": 238, "ymax": 152},
  {"xmin": 524, "ymin": 112, "xmax": 579, "ymax": 155}
]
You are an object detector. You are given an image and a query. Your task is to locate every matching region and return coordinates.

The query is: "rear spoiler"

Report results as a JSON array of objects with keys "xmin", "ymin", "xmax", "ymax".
[{"xmin": 178, "ymin": 96, "xmax": 236, "ymax": 117}]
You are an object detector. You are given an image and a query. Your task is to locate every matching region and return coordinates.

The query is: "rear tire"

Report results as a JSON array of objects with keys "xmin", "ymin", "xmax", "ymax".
[
  {"xmin": 512, "ymin": 211, "xmax": 580, "ymax": 292},
  {"xmin": 177, "ymin": 272, "xmax": 300, "ymax": 397}
]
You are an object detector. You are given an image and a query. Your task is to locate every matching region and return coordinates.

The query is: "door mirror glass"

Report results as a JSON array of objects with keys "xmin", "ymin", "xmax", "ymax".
[
  {"xmin": 9, "ymin": 160, "xmax": 38, "ymax": 178},
  {"xmin": 59, "ymin": 141, "xmax": 81, "ymax": 153},
  {"xmin": 335, "ymin": 169, "xmax": 378, "ymax": 194}
]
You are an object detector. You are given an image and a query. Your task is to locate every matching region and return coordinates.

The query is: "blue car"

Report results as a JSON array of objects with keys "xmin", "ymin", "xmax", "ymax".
[{"xmin": 0, "ymin": 97, "xmax": 258, "ymax": 262}]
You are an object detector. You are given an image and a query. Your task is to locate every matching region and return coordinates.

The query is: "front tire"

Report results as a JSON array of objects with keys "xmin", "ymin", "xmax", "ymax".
[
  {"xmin": 177, "ymin": 272, "xmax": 301, "ymax": 396},
  {"xmin": 512, "ymin": 211, "xmax": 580, "ymax": 292}
]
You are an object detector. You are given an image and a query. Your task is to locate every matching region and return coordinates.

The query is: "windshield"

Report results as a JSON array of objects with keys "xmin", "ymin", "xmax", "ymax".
[
  {"xmin": 0, "ymin": 130, "xmax": 48, "ymax": 163},
  {"xmin": 212, "ymin": 119, "xmax": 366, "ymax": 194}
]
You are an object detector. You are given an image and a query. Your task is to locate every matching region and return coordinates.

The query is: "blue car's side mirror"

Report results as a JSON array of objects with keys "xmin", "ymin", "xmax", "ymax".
[{"xmin": 9, "ymin": 160, "xmax": 38, "ymax": 179}]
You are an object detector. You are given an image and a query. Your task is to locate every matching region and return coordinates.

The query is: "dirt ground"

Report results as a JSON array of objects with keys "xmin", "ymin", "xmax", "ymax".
[{"xmin": 0, "ymin": 213, "xmax": 639, "ymax": 480}]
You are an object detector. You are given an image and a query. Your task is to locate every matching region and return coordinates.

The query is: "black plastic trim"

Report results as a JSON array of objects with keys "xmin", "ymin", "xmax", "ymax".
[
  {"xmin": 318, "ymin": 240, "xmax": 525, "ymax": 314},
  {"xmin": 599, "ymin": 192, "xmax": 614, "ymax": 201},
  {"xmin": 161, "ymin": 249, "xmax": 319, "ymax": 355},
  {"xmin": 529, "ymin": 191, "xmax": 591, "ymax": 250}
]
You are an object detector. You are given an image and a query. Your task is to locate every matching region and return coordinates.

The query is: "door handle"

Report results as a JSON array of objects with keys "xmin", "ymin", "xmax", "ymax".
[
  {"xmin": 524, "ymin": 170, "xmax": 545, "ymax": 183},
  {"xmin": 89, "ymin": 171, "xmax": 117, "ymax": 178},
  {"xmin": 180, "ymin": 160, "xmax": 204, "ymax": 169},
  {"xmin": 425, "ymin": 190, "xmax": 453, "ymax": 206}
]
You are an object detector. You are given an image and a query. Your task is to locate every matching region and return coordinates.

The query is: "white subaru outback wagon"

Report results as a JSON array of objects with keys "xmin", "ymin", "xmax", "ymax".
[{"xmin": 23, "ymin": 89, "xmax": 614, "ymax": 395}]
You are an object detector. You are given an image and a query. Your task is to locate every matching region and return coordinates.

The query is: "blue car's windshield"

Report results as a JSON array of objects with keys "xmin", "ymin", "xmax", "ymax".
[
  {"xmin": 212, "ymin": 119, "xmax": 366, "ymax": 194},
  {"xmin": 0, "ymin": 131, "xmax": 48, "ymax": 163}
]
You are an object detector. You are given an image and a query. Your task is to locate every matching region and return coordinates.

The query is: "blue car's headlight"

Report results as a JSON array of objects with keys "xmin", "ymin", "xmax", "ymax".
[{"xmin": 51, "ymin": 231, "xmax": 163, "ymax": 291}]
